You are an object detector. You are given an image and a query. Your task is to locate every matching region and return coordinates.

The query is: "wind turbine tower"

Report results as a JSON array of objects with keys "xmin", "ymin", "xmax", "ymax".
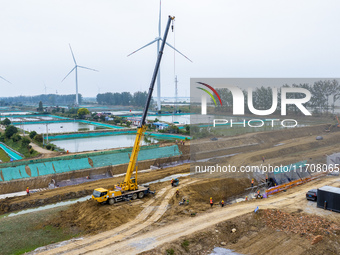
[
  {"xmin": 62, "ymin": 44, "xmax": 98, "ymax": 107},
  {"xmin": 128, "ymin": 0, "xmax": 192, "ymax": 111}
]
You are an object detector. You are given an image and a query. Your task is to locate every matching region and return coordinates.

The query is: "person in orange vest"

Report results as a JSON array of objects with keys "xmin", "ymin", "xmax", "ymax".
[
  {"xmin": 265, "ymin": 174, "xmax": 268, "ymax": 185},
  {"xmin": 251, "ymin": 179, "xmax": 254, "ymax": 187},
  {"xmin": 245, "ymin": 196, "xmax": 248, "ymax": 201},
  {"xmin": 171, "ymin": 179, "xmax": 174, "ymax": 187},
  {"xmin": 26, "ymin": 187, "xmax": 30, "ymax": 196},
  {"xmin": 210, "ymin": 197, "xmax": 213, "ymax": 208},
  {"xmin": 262, "ymin": 156, "xmax": 265, "ymax": 163},
  {"xmin": 221, "ymin": 200, "xmax": 224, "ymax": 207},
  {"xmin": 176, "ymin": 189, "xmax": 179, "ymax": 197}
]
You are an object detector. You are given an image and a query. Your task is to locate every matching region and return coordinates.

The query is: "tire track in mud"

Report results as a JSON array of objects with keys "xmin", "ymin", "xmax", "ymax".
[
  {"xmin": 81, "ymin": 177, "xmax": 340, "ymax": 255},
  {"xmin": 36, "ymin": 179, "xmax": 197, "ymax": 255},
  {"xmin": 48, "ymin": 178, "xmax": 340, "ymax": 255}
]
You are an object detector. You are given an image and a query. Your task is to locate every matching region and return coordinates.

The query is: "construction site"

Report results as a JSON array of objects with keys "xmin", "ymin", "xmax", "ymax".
[
  {"xmin": 1, "ymin": 120, "xmax": 340, "ymax": 255},
  {"xmin": 1, "ymin": 2, "xmax": 340, "ymax": 255}
]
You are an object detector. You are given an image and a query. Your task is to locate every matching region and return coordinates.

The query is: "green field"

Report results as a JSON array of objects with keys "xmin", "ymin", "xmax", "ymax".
[
  {"xmin": 0, "ymin": 148, "xmax": 11, "ymax": 162},
  {"xmin": 0, "ymin": 206, "xmax": 81, "ymax": 255}
]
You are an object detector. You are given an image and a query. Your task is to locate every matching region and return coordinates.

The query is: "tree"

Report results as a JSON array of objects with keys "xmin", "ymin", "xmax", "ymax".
[
  {"xmin": 77, "ymin": 108, "xmax": 90, "ymax": 119},
  {"xmin": 37, "ymin": 101, "xmax": 44, "ymax": 112},
  {"xmin": 34, "ymin": 134, "xmax": 43, "ymax": 143},
  {"xmin": 12, "ymin": 134, "xmax": 21, "ymax": 142},
  {"xmin": 5, "ymin": 125, "xmax": 18, "ymax": 138},
  {"xmin": 22, "ymin": 137, "xmax": 31, "ymax": 147},
  {"xmin": 1, "ymin": 118, "xmax": 11, "ymax": 126},
  {"xmin": 29, "ymin": 131, "xmax": 37, "ymax": 139}
]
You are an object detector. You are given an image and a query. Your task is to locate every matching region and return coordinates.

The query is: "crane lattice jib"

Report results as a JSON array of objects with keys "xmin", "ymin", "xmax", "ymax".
[{"xmin": 121, "ymin": 16, "xmax": 175, "ymax": 190}]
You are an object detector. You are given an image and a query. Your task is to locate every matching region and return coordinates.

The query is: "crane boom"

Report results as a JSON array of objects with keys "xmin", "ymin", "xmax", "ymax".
[{"xmin": 119, "ymin": 15, "xmax": 175, "ymax": 191}]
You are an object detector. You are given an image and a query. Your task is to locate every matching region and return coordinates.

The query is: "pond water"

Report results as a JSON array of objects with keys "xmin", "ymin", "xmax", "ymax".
[
  {"xmin": 147, "ymin": 114, "xmax": 191, "ymax": 124},
  {"xmin": 51, "ymin": 134, "xmax": 174, "ymax": 152},
  {"xmin": 16, "ymin": 122, "xmax": 106, "ymax": 134}
]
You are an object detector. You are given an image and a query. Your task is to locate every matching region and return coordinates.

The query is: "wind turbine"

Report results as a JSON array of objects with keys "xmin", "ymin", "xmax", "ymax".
[
  {"xmin": 0, "ymin": 76, "xmax": 11, "ymax": 84},
  {"xmin": 127, "ymin": 0, "xmax": 192, "ymax": 111},
  {"xmin": 62, "ymin": 44, "xmax": 98, "ymax": 107}
]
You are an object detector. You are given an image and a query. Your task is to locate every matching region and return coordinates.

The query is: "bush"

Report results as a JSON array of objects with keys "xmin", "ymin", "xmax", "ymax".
[
  {"xmin": 29, "ymin": 131, "xmax": 37, "ymax": 139},
  {"xmin": 11, "ymin": 134, "xmax": 21, "ymax": 142},
  {"xmin": 166, "ymin": 249, "xmax": 175, "ymax": 255},
  {"xmin": 181, "ymin": 240, "xmax": 190, "ymax": 252},
  {"xmin": 34, "ymin": 134, "xmax": 43, "ymax": 143},
  {"xmin": 46, "ymin": 144, "xmax": 51, "ymax": 150},
  {"xmin": 21, "ymin": 137, "xmax": 31, "ymax": 147}
]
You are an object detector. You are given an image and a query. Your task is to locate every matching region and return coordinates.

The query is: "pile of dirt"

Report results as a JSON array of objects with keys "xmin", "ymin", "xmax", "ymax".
[
  {"xmin": 142, "ymin": 210, "xmax": 340, "ymax": 255},
  {"xmin": 262, "ymin": 209, "xmax": 340, "ymax": 240},
  {"xmin": 46, "ymin": 198, "xmax": 145, "ymax": 235},
  {"xmin": 161, "ymin": 178, "xmax": 249, "ymax": 222}
]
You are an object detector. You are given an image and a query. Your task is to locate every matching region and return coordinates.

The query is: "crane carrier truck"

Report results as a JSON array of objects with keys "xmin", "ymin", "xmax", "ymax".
[{"xmin": 92, "ymin": 15, "xmax": 175, "ymax": 205}]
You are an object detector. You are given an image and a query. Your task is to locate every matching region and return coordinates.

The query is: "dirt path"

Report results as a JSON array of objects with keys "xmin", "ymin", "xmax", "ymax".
[
  {"xmin": 29, "ymin": 142, "xmax": 58, "ymax": 157},
  {"xmin": 37, "ymin": 179, "xmax": 198, "ymax": 255},
  {"xmin": 35, "ymin": 176, "xmax": 340, "ymax": 255}
]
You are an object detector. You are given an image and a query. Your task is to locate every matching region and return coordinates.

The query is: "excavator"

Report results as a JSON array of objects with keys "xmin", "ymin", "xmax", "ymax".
[{"xmin": 92, "ymin": 16, "xmax": 175, "ymax": 205}]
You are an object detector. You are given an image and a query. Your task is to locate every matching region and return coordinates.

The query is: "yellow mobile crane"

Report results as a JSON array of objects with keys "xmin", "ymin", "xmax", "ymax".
[{"xmin": 92, "ymin": 16, "xmax": 175, "ymax": 205}]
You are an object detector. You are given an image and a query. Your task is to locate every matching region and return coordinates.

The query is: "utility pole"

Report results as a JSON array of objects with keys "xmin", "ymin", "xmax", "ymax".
[
  {"xmin": 175, "ymin": 75, "xmax": 178, "ymax": 113},
  {"xmin": 46, "ymin": 123, "xmax": 49, "ymax": 144}
]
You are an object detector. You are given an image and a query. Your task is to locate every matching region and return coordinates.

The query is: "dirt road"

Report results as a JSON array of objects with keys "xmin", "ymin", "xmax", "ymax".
[{"xmin": 34, "ymin": 176, "xmax": 340, "ymax": 255}]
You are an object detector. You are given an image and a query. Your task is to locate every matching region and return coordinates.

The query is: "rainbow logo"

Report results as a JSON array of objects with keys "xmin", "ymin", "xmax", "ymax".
[{"xmin": 196, "ymin": 82, "xmax": 223, "ymax": 106}]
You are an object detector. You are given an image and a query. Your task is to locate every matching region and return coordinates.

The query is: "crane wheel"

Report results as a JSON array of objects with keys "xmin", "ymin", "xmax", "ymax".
[
  {"xmin": 132, "ymin": 193, "xmax": 138, "ymax": 200},
  {"xmin": 108, "ymin": 198, "xmax": 115, "ymax": 205},
  {"xmin": 138, "ymin": 192, "xmax": 144, "ymax": 199}
]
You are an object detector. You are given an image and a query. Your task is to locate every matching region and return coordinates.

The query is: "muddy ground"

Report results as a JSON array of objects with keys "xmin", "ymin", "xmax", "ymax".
[
  {"xmin": 142, "ymin": 209, "xmax": 340, "ymax": 255},
  {"xmin": 0, "ymin": 164, "xmax": 189, "ymax": 214},
  {"xmin": 2, "ymin": 124, "xmax": 340, "ymax": 254}
]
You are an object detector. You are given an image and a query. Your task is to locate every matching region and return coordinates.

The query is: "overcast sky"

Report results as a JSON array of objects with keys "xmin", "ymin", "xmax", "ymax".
[{"xmin": 0, "ymin": 0, "xmax": 339, "ymax": 98}]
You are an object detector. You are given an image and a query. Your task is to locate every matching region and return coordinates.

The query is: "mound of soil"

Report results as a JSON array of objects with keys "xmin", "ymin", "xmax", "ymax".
[
  {"xmin": 46, "ymin": 198, "xmax": 145, "ymax": 235},
  {"xmin": 162, "ymin": 178, "xmax": 249, "ymax": 222}
]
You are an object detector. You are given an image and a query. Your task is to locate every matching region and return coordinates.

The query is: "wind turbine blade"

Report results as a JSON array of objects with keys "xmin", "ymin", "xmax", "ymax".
[
  {"xmin": 77, "ymin": 66, "xmax": 99, "ymax": 72},
  {"xmin": 69, "ymin": 44, "xmax": 77, "ymax": 65},
  {"xmin": 61, "ymin": 66, "xmax": 76, "ymax": 82},
  {"xmin": 0, "ymin": 76, "xmax": 11, "ymax": 84},
  {"xmin": 127, "ymin": 38, "xmax": 159, "ymax": 57},
  {"xmin": 164, "ymin": 41, "xmax": 193, "ymax": 62}
]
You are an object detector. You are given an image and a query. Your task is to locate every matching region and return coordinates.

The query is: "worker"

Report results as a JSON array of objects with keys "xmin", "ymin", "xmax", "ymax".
[
  {"xmin": 262, "ymin": 156, "xmax": 265, "ymax": 163},
  {"xmin": 210, "ymin": 197, "xmax": 213, "ymax": 208},
  {"xmin": 265, "ymin": 174, "xmax": 268, "ymax": 184},
  {"xmin": 245, "ymin": 196, "xmax": 248, "ymax": 201},
  {"xmin": 171, "ymin": 179, "xmax": 174, "ymax": 187},
  {"xmin": 251, "ymin": 179, "xmax": 254, "ymax": 187},
  {"xmin": 221, "ymin": 200, "xmax": 224, "ymax": 207},
  {"xmin": 176, "ymin": 189, "xmax": 179, "ymax": 198},
  {"xmin": 26, "ymin": 187, "xmax": 30, "ymax": 196}
]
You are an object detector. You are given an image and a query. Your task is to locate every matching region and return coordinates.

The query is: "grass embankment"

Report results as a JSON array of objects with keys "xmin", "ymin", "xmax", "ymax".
[
  {"xmin": 0, "ymin": 206, "xmax": 82, "ymax": 255},
  {"xmin": 4, "ymin": 139, "xmax": 40, "ymax": 158},
  {"xmin": 0, "ymin": 148, "xmax": 11, "ymax": 162}
]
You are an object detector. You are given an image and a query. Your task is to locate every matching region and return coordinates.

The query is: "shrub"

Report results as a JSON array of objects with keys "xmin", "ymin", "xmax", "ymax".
[
  {"xmin": 34, "ymin": 134, "xmax": 43, "ymax": 143},
  {"xmin": 29, "ymin": 131, "xmax": 37, "ymax": 139},
  {"xmin": 46, "ymin": 144, "xmax": 51, "ymax": 150},
  {"xmin": 11, "ymin": 134, "xmax": 21, "ymax": 142},
  {"xmin": 21, "ymin": 137, "xmax": 31, "ymax": 147}
]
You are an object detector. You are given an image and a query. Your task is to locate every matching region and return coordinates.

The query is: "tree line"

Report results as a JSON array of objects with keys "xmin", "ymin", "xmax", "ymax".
[
  {"xmin": 0, "ymin": 94, "xmax": 82, "ymax": 106},
  {"xmin": 96, "ymin": 91, "xmax": 153, "ymax": 107},
  {"xmin": 212, "ymin": 80, "xmax": 340, "ymax": 115}
]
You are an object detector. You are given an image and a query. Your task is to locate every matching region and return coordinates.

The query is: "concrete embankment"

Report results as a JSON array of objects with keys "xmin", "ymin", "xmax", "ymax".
[{"xmin": 0, "ymin": 152, "xmax": 189, "ymax": 194}]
